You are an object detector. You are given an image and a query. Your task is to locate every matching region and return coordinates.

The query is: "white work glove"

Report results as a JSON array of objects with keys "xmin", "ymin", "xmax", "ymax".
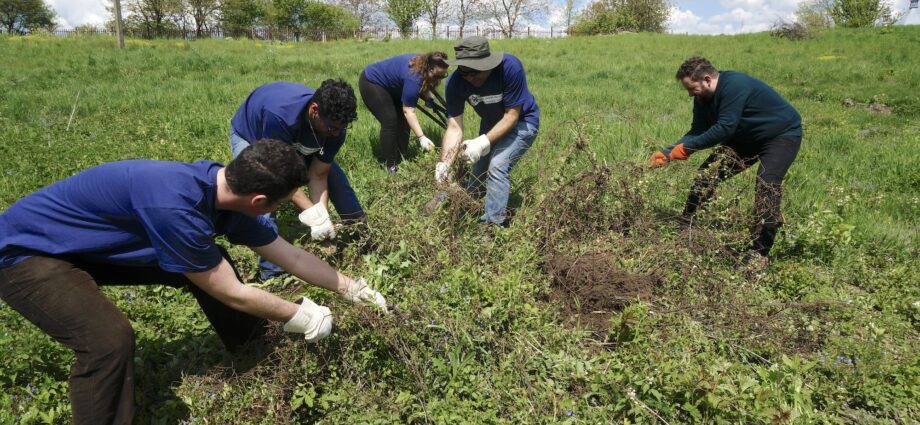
[
  {"xmin": 435, "ymin": 161, "xmax": 452, "ymax": 184},
  {"xmin": 298, "ymin": 203, "xmax": 336, "ymax": 241},
  {"xmin": 461, "ymin": 134, "xmax": 491, "ymax": 164},
  {"xmin": 283, "ymin": 297, "xmax": 333, "ymax": 342},
  {"xmin": 342, "ymin": 277, "xmax": 388, "ymax": 313},
  {"xmin": 418, "ymin": 135, "xmax": 435, "ymax": 152}
]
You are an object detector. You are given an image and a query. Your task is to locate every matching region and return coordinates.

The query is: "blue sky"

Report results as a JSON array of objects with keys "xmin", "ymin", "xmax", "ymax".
[{"xmin": 50, "ymin": 0, "xmax": 913, "ymax": 35}]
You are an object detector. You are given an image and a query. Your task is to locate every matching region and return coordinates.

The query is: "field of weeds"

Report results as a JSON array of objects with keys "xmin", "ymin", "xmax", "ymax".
[{"xmin": 1, "ymin": 27, "xmax": 918, "ymax": 423}]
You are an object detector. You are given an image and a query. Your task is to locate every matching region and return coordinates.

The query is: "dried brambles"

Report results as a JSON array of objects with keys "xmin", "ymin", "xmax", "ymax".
[{"xmin": 526, "ymin": 117, "xmax": 834, "ymax": 357}]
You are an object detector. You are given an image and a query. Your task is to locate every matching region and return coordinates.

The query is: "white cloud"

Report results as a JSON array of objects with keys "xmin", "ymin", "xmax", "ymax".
[
  {"xmin": 670, "ymin": 0, "xmax": 802, "ymax": 34},
  {"xmin": 47, "ymin": 0, "xmax": 108, "ymax": 29},
  {"xmin": 44, "ymin": 0, "xmax": 916, "ymax": 32},
  {"xmin": 670, "ymin": 0, "xmax": 912, "ymax": 35}
]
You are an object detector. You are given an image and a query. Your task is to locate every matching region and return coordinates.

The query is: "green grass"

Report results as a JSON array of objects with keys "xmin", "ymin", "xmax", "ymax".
[{"xmin": 1, "ymin": 28, "xmax": 918, "ymax": 423}]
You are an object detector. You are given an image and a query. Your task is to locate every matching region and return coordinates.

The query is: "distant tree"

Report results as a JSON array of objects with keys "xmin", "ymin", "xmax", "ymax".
[
  {"xmin": 570, "ymin": 0, "xmax": 670, "ymax": 35},
  {"xmin": 560, "ymin": 0, "xmax": 581, "ymax": 29},
  {"xmin": 270, "ymin": 0, "xmax": 306, "ymax": 36},
  {"xmin": 384, "ymin": 0, "xmax": 424, "ymax": 37},
  {"xmin": 73, "ymin": 23, "xmax": 104, "ymax": 34},
  {"xmin": 0, "ymin": 0, "xmax": 56, "ymax": 35},
  {"xmin": 831, "ymin": 0, "xmax": 895, "ymax": 27},
  {"xmin": 334, "ymin": 0, "xmax": 382, "ymax": 30},
  {"xmin": 451, "ymin": 0, "xmax": 481, "ymax": 37},
  {"xmin": 124, "ymin": 0, "xmax": 183, "ymax": 37},
  {"xmin": 795, "ymin": 0, "xmax": 834, "ymax": 30},
  {"xmin": 270, "ymin": 0, "xmax": 357, "ymax": 38},
  {"xmin": 480, "ymin": 0, "xmax": 548, "ymax": 37},
  {"xmin": 300, "ymin": 0, "xmax": 358, "ymax": 34},
  {"xmin": 421, "ymin": 0, "xmax": 452, "ymax": 37},
  {"xmin": 220, "ymin": 0, "xmax": 267, "ymax": 37},
  {"xmin": 185, "ymin": 0, "xmax": 219, "ymax": 36}
]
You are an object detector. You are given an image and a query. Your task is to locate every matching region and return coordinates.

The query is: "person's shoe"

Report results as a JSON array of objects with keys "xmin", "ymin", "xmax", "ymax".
[{"xmin": 386, "ymin": 164, "xmax": 398, "ymax": 175}]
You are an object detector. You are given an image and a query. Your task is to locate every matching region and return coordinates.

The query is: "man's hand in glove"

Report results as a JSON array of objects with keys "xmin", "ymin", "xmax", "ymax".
[
  {"xmin": 283, "ymin": 297, "xmax": 333, "ymax": 342},
  {"xmin": 298, "ymin": 203, "xmax": 336, "ymax": 241},
  {"xmin": 650, "ymin": 151, "xmax": 669, "ymax": 167},
  {"xmin": 342, "ymin": 278, "xmax": 388, "ymax": 313},
  {"xmin": 460, "ymin": 134, "xmax": 490, "ymax": 165},
  {"xmin": 667, "ymin": 143, "xmax": 691, "ymax": 161},
  {"xmin": 419, "ymin": 135, "xmax": 435, "ymax": 152},
  {"xmin": 435, "ymin": 161, "xmax": 452, "ymax": 184}
]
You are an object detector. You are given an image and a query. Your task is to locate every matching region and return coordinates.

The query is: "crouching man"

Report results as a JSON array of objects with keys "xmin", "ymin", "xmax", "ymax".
[
  {"xmin": 651, "ymin": 56, "xmax": 803, "ymax": 267},
  {"xmin": 0, "ymin": 140, "xmax": 387, "ymax": 425}
]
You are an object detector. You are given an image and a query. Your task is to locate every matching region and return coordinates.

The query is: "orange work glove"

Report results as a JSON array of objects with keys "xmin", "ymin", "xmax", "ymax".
[
  {"xmin": 649, "ymin": 151, "xmax": 669, "ymax": 167},
  {"xmin": 668, "ymin": 143, "xmax": 690, "ymax": 161}
]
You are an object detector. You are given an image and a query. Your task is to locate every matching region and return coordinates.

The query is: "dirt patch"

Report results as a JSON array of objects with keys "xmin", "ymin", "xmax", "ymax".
[
  {"xmin": 546, "ymin": 253, "xmax": 659, "ymax": 332},
  {"xmin": 843, "ymin": 98, "xmax": 894, "ymax": 114}
]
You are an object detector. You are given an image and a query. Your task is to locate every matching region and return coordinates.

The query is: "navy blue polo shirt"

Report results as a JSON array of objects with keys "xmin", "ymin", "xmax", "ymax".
[
  {"xmin": 364, "ymin": 53, "xmax": 425, "ymax": 106},
  {"xmin": 445, "ymin": 54, "xmax": 539, "ymax": 135},
  {"xmin": 0, "ymin": 160, "xmax": 277, "ymax": 273},
  {"xmin": 230, "ymin": 82, "xmax": 345, "ymax": 163}
]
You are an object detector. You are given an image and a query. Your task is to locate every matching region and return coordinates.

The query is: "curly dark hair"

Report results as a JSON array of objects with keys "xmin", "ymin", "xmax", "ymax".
[
  {"xmin": 225, "ymin": 139, "xmax": 309, "ymax": 204},
  {"xmin": 409, "ymin": 51, "xmax": 450, "ymax": 96},
  {"xmin": 313, "ymin": 79, "xmax": 358, "ymax": 125},
  {"xmin": 675, "ymin": 56, "xmax": 719, "ymax": 81}
]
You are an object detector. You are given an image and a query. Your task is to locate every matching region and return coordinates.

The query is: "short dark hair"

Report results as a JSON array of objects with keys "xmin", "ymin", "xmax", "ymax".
[
  {"xmin": 676, "ymin": 56, "xmax": 719, "ymax": 81},
  {"xmin": 313, "ymin": 79, "xmax": 358, "ymax": 125},
  {"xmin": 225, "ymin": 139, "xmax": 309, "ymax": 203}
]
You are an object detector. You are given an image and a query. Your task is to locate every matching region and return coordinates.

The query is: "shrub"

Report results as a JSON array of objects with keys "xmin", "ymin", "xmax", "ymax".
[{"xmin": 771, "ymin": 20, "xmax": 812, "ymax": 40}]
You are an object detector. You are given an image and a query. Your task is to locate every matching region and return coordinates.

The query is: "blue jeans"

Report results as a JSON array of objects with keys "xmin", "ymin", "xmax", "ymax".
[
  {"xmin": 230, "ymin": 129, "xmax": 364, "ymax": 278},
  {"xmin": 465, "ymin": 121, "xmax": 538, "ymax": 225}
]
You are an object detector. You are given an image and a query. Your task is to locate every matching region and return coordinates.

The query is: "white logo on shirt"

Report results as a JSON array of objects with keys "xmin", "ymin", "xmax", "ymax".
[{"xmin": 468, "ymin": 94, "xmax": 502, "ymax": 106}]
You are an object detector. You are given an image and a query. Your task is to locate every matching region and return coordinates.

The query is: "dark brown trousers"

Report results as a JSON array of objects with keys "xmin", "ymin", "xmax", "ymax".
[{"xmin": 0, "ymin": 250, "xmax": 265, "ymax": 425}]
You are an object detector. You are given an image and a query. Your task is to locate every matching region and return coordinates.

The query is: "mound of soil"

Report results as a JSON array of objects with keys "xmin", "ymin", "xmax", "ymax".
[{"xmin": 546, "ymin": 253, "xmax": 659, "ymax": 332}]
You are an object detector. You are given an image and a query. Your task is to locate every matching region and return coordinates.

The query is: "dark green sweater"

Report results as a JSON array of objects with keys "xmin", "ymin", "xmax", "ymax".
[{"xmin": 670, "ymin": 71, "xmax": 802, "ymax": 153}]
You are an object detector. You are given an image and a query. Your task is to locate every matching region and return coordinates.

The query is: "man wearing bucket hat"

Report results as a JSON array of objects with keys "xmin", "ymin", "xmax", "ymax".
[{"xmin": 436, "ymin": 36, "xmax": 539, "ymax": 227}]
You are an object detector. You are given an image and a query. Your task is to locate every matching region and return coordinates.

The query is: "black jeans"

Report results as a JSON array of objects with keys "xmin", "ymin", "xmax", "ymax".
[
  {"xmin": 359, "ymin": 70, "xmax": 410, "ymax": 166},
  {"xmin": 682, "ymin": 136, "xmax": 802, "ymax": 256},
  {"xmin": 0, "ymin": 248, "xmax": 265, "ymax": 425}
]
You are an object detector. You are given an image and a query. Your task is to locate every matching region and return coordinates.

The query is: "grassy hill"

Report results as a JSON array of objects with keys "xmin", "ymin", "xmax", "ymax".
[{"xmin": 0, "ymin": 27, "xmax": 918, "ymax": 423}]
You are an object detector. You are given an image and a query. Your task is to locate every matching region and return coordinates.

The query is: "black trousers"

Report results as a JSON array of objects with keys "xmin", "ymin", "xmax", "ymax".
[
  {"xmin": 0, "ymin": 248, "xmax": 265, "ymax": 425},
  {"xmin": 682, "ymin": 136, "xmax": 802, "ymax": 256},
  {"xmin": 359, "ymin": 70, "xmax": 410, "ymax": 165}
]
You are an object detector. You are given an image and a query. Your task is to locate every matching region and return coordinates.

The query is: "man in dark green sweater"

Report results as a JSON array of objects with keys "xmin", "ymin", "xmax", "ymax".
[{"xmin": 651, "ymin": 56, "xmax": 802, "ymax": 266}]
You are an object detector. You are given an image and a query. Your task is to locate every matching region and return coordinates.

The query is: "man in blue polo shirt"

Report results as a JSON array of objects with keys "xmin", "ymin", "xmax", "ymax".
[
  {"xmin": 650, "ymin": 56, "xmax": 803, "ymax": 268},
  {"xmin": 231, "ymin": 79, "xmax": 364, "ymax": 279},
  {"xmin": 436, "ymin": 36, "xmax": 539, "ymax": 227},
  {"xmin": 0, "ymin": 140, "xmax": 387, "ymax": 425}
]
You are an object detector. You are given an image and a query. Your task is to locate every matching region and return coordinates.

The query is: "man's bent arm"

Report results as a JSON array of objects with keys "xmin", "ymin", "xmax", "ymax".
[
  {"xmin": 485, "ymin": 106, "xmax": 521, "ymax": 144},
  {"xmin": 305, "ymin": 157, "xmax": 331, "ymax": 208},
  {"xmin": 440, "ymin": 115, "xmax": 465, "ymax": 166},
  {"xmin": 253, "ymin": 236, "xmax": 352, "ymax": 294},
  {"xmin": 184, "ymin": 258, "xmax": 298, "ymax": 322}
]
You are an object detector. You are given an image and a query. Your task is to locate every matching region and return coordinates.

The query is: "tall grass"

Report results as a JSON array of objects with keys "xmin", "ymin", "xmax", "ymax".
[{"xmin": 0, "ymin": 29, "xmax": 918, "ymax": 423}]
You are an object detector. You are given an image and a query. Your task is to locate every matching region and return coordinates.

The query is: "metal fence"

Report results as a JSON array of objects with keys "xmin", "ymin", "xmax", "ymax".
[{"xmin": 45, "ymin": 25, "xmax": 568, "ymax": 42}]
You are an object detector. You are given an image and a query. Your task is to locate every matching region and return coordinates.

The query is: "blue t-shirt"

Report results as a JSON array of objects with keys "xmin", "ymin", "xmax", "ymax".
[
  {"xmin": 230, "ymin": 82, "xmax": 345, "ymax": 163},
  {"xmin": 445, "ymin": 54, "xmax": 539, "ymax": 135},
  {"xmin": 364, "ymin": 53, "xmax": 425, "ymax": 107},
  {"xmin": 0, "ymin": 160, "xmax": 277, "ymax": 273}
]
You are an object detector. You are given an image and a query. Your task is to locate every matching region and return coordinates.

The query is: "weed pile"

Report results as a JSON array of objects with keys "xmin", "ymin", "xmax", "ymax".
[{"xmin": 521, "ymin": 117, "xmax": 837, "ymax": 358}]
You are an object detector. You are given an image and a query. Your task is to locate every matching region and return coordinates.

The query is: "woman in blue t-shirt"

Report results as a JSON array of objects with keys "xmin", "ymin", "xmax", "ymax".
[{"xmin": 359, "ymin": 52, "xmax": 449, "ymax": 173}]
